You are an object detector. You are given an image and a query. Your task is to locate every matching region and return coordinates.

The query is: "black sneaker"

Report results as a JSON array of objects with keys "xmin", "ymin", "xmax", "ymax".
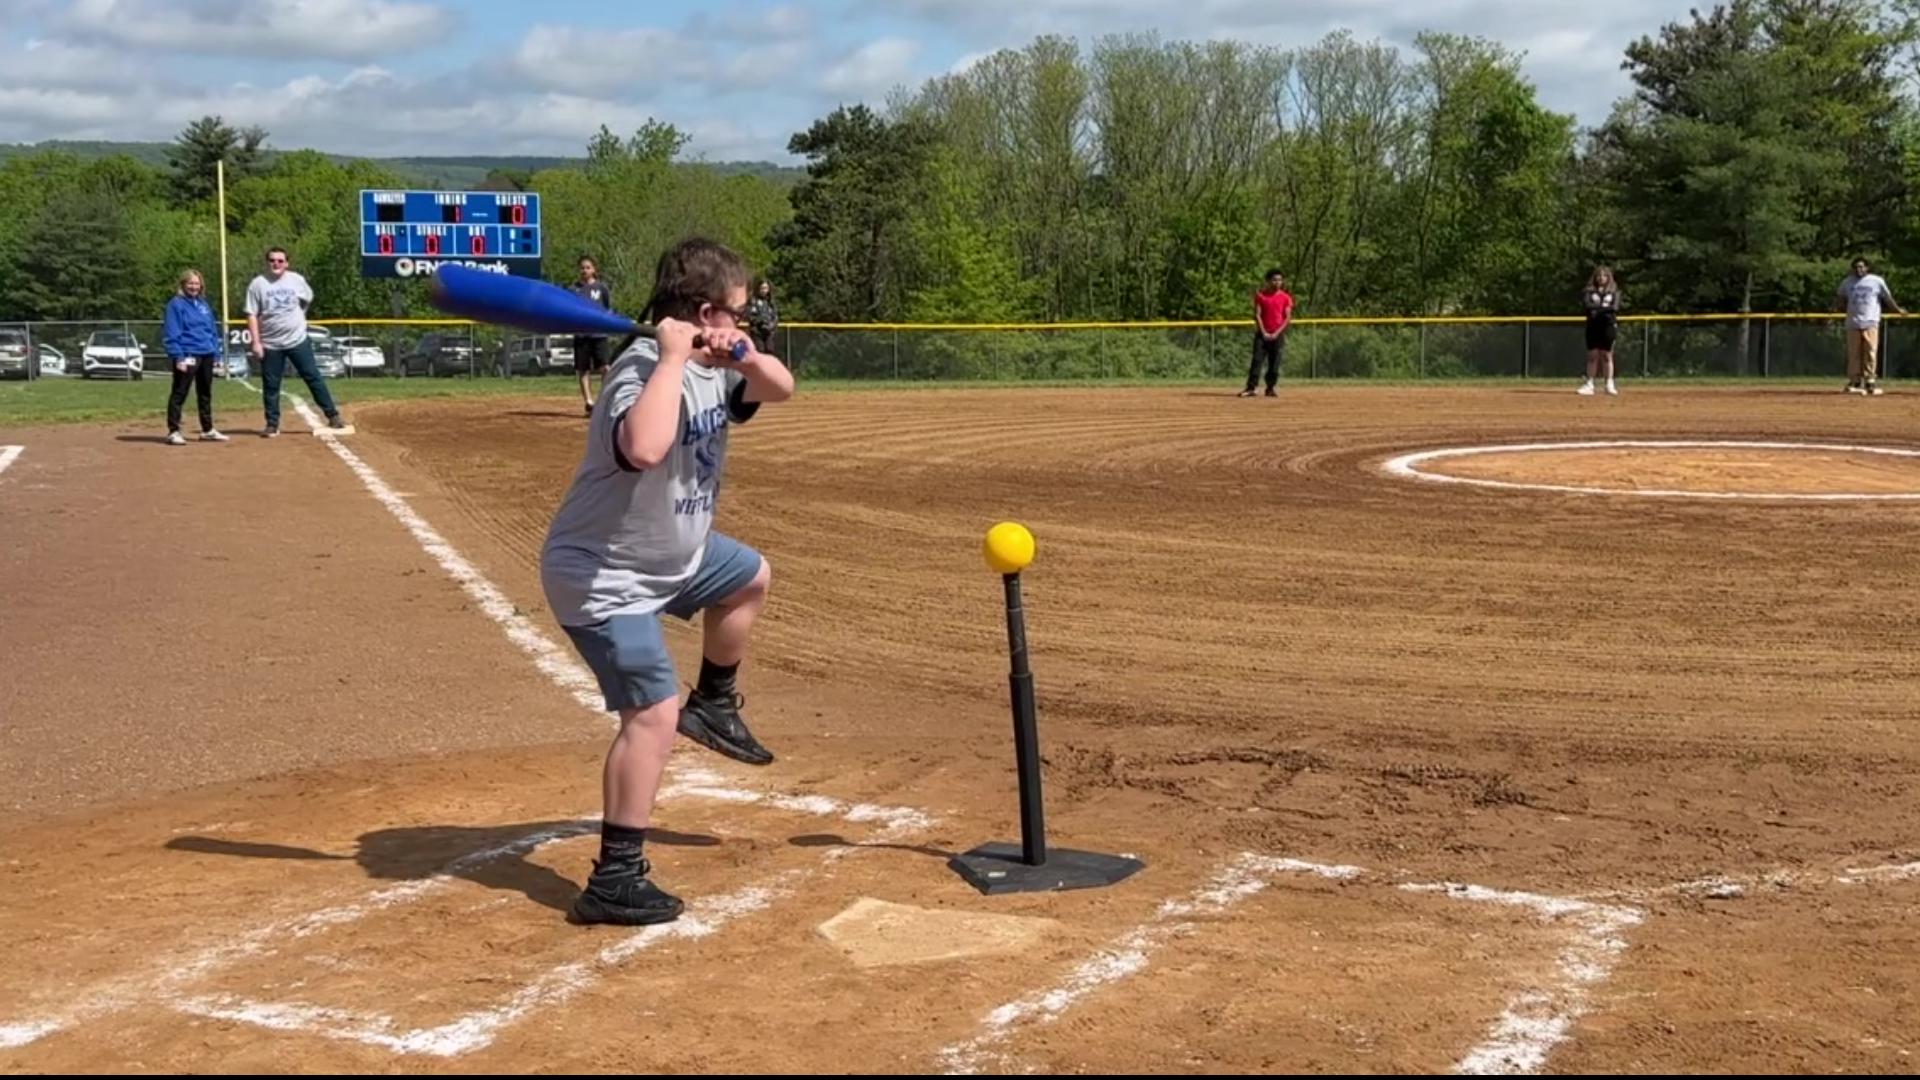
[
  {"xmin": 264, "ymin": 424, "xmax": 280, "ymax": 438},
  {"xmin": 678, "ymin": 689, "xmax": 774, "ymax": 766},
  {"xmin": 1264, "ymin": 386, "xmax": 1278, "ymax": 397},
  {"xmin": 1236, "ymin": 388, "xmax": 1256, "ymax": 398},
  {"xmin": 569, "ymin": 858, "xmax": 684, "ymax": 926},
  {"xmin": 327, "ymin": 414, "xmax": 347, "ymax": 429}
]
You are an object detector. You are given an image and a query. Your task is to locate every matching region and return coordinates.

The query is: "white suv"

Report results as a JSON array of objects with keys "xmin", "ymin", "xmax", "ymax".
[
  {"xmin": 334, "ymin": 336, "xmax": 388, "ymax": 374},
  {"xmin": 81, "ymin": 330, "xmax": 146, "ymax": 379}
]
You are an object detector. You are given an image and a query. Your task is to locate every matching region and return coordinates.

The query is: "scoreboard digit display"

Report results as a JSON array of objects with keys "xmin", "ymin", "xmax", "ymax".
[{"xmin": 358, "ymin": 190, "xmax": 542, "ymax": 279}]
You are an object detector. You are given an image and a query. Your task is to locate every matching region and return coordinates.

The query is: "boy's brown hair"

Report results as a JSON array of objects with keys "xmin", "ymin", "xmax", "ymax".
[{"xmin": 643, "ymin": 237, "xmax": 750, "ymax": 323}]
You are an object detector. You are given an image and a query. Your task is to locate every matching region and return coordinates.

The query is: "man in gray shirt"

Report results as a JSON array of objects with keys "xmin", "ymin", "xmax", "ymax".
[
  {"xmin": 1835, "ymin": 256, "xmax": 1903, "ymax": 396},
  {"xmin": 246, "ymin": 247, "xmax": 344, "ymax": 436}
]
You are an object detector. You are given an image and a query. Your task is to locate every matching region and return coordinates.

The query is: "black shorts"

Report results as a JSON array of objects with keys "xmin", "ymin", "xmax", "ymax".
[
  {"xmin": 573, "ymin": 335, "xmax": 609, "ymax": 373},
  {"xmin": 1584, "ymin": 318, "xmax": 1617, "ymax": 351}
]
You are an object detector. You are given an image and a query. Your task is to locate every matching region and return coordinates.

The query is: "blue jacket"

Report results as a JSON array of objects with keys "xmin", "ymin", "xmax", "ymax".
[{"xmin": 163, "ymin": 294, "xmax": 220, "ymax": 358}]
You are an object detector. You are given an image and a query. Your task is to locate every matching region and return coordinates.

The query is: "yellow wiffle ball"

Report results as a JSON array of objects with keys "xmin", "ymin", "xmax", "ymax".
[{"xmin": 983, "ymin": 522, "xmax": 1036, "ymax": 574}]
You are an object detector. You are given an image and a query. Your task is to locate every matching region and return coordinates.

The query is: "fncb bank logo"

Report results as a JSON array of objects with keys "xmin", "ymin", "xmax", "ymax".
[{"xmin": 394, "ymin": 257, "xmax": 511, "ymax": 277}]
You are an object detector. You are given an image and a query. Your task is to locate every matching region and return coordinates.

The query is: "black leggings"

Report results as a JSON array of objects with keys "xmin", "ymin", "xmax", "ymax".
[{"xmin": 166, "ymin": 355, "xmax": 217, "ymax": 433}]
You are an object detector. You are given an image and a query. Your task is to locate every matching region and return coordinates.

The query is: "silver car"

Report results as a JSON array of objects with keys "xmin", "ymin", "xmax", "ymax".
[{"xmin": 0, "ymin": 329, "xmax": 30, "ymax": 379}]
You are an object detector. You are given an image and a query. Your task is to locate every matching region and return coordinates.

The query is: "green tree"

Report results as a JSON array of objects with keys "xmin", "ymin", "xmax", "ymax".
[
  {"xmin": 769, "ymin": 105, "xmax": 937, "ymax": 320},
  {"xmin": 167, "ymin": 116, "xmax": 267, "ymax": 206}
]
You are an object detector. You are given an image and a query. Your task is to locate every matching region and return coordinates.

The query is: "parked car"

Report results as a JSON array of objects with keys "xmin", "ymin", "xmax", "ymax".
[
  {"xmin": 81, "ymin": 329, "xmax": 146, "ymax": 379},
  {"xmin": 219, "ymin": 344, "xmax": 252, "ymax": 378},
  {"xmin": 310, "ymin": 334, "xmax": 346, "ymax": 378},
  {"xmin": 0, "ymin": 329, "xmax": 30, "ymax": 379},
  {"xmin": 399, "ymin": 331, "xmax": 476, "ymax": 377},
  {"xmin": 495, "ymin": 334, "xmax": 574, "ymax": 377},
  {"xmin": 37, "ymin": 344, "xmax": 67, "ymax": 376},
  {"xmin": 334, "ymin": 336, "xmax": 388, "ymax": 375}
]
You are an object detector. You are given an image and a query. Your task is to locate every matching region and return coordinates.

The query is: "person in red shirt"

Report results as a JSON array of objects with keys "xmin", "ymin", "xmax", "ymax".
[{"xmin": 1242, "ymin": 269, "xmax": 1293, "ymax": 397}]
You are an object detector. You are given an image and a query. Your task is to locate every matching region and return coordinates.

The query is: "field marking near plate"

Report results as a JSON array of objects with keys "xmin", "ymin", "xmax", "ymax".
[
  {"xmin": 0, "ymin": 445, "xmax": 23, "ymax": 478},
  {"xmin": 937, "ymin": 850, "xmax": 1920, "ymax": 1076},
  {"xmin": 933, "ymin": 854, "xmax": 1647, "ymax": 1077},
  {"xmin": 173, "ymin": 869, "xmax": 809, "ymax": 1058},
  {"xmin": 1382, "ymin": 440, "xmax": 1920, "ymax": 501}
]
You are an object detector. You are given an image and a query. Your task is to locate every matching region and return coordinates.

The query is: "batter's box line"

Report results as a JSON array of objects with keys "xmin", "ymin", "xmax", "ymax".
[
  {"xmin": 933, "ymin": 853, "xmax": 1645, "ymax": 1077},
  {"xmin": 1596, "ymin": 856, "xmax": 1920, "ymax": 902},
  {"xmin": 172, "ymin": 870, "xmax": 808, "ymax": 1058},
  {"xmin": 268, "ymin": 387, "xmax": 939, "ymax": 839},
  {"xmin": 0, "ymin": 787, "xmax": 933, "ymax": 1055}
]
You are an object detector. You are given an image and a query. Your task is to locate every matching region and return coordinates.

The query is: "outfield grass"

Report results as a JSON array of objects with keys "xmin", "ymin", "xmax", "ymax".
[{"xmin": 0, "ymin": 371, "xmax": 1889, "ymax": 427}]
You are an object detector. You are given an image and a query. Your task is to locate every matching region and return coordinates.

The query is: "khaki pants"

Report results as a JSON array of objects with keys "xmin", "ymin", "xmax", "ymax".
[{"xmin": 1847, "ymin": 325, "xmax": 1880, "ymax": 383}]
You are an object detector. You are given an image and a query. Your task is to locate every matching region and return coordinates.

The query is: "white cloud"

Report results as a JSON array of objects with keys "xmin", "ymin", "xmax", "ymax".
[
  {"xmin": 818, "ymin": 38, "xmax": 921, "ymax": 98},
  {"xmin": 0, "ymin": 39, "xmax": 142, "ymax": 91},
  {"xmin": 507, "ymin": 24, "xmax": 808, "ymax": 96},
  {"xmin": 61, "ymin": 0, "xmax": 457, "ymax": 61}
]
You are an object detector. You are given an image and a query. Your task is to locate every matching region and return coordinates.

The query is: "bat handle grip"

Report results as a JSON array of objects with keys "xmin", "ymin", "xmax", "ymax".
[{"xmin": 689, "ymin": 335, "xmax": 751, "ymax": 362}]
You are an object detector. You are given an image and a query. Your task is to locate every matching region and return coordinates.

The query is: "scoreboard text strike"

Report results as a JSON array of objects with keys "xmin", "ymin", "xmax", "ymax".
[{"xmin": 359, "ymin": 189, "xmax": 542, "ymax": 279}]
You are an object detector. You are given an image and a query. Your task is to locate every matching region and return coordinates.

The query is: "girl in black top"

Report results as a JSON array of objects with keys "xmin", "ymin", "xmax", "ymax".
[{"xmin": 1579, "ymin": 266, "xmax": 1619, "ymax": 396}]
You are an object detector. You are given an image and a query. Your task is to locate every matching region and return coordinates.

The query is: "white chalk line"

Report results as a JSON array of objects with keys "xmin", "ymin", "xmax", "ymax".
[
  {"xmin": 174, "ymin": 870, "xmax": 807, "ymax": 1057},
  {"xmin": 935, "ymin": 854, "xmax": 1648, "ymax": 1077},
  {"xmin": 0, "ymin": 445, "xmax": 22, "ymax": 478},
  {"xmin": 1401, "ymin": 883, "xmax": 1642, "ymax": 1075},
  {"xmin": 1382, "ymin": 440, "xmax": 1920, "ymax": 501},
  {"xmin": 934, "ymin": 854, "xmax": 1365, "ymax": 1074},
  {"xmin": 0, "ymin": 820, "xmax": 595, "ymax": 1049}
]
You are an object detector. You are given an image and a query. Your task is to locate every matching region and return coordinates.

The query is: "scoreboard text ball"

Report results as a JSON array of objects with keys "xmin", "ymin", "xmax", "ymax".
[{"xmin": 358, "ymin": 190, "xmax": 543, "ymax": 280}]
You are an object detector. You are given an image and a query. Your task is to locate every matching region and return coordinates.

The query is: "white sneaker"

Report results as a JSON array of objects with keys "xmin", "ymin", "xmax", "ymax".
[
  {"xmin": 1577, "ymin": 381, "xmax": 1595, "ymax": 396},
  {"xmin": 199, "ymin": 429, "xmax": 229, "ymax": 442},
  {"xmin": 166, "ymin": 431, "xmax": 186, "ymax": 446},
  {"xmin": 1605, "ymin": 381, "xmax": 1618, "ymax": 396}
]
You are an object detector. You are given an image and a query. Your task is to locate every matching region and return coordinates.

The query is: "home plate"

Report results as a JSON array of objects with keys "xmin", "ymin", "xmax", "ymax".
[{"xmin": 817, "ymin": 898, "xmax": 1059, "ymax": 969}]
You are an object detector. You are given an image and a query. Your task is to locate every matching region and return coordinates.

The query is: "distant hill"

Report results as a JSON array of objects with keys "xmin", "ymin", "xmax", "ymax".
[{"xmin": 0, "ymin": 140, "xmax": 805, "ymax": 189}]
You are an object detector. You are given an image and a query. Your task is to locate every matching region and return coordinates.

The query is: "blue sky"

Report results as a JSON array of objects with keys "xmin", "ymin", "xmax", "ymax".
[{"xmin": 0, "ymin": 0, "xmax": 1700, "ymax": 162}]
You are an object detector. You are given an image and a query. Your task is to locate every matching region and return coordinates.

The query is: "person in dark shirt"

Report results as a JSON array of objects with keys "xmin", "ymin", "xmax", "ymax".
[
  {"xmin": 1578, "ymin": 266, "xmax": 1620, "ymax": 396},
  {"xmin": 745, "ymin": 279, "xmax": 779, "ymax": 361},
  {"xmin": 571, "ymin": 255, "xmax": 615, "ymax": 417}
]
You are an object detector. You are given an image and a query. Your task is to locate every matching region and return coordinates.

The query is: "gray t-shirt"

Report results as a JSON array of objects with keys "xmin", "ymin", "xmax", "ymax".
[
  {"xmin": 541, "ymin": 338, "xmax": 758, "ymax": 625},
  {"xmin": 1839, "ymin": 273, "xmax": 1896, "ymax": 330},
  {"xmin": 245, "ymin": 271, "xmax": 314, "ymax": 349}
]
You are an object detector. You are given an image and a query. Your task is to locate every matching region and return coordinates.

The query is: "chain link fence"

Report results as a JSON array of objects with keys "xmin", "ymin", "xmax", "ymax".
[
  {"xmin": 778, "ymin": 316, "xmax": 1904, "ymax": 382},
  {"xmin": 3, "ymin": 315, "xmax": 1901, "ymax": 384}
]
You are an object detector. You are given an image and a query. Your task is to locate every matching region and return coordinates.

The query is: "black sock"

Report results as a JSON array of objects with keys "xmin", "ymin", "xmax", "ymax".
[
  {"xmin": 598, "ymin": 822, "xmax": 647, "ymax": 869},
  {"xmin": 697, "ymin": 658, "xmax": 738, "ymax": 699}
]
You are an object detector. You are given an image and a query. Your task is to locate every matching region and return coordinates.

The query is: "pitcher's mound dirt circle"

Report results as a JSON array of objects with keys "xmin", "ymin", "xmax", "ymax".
[{"xmin": 1382, "ymin": 440, "xmax": 1920, "ymax": 500}]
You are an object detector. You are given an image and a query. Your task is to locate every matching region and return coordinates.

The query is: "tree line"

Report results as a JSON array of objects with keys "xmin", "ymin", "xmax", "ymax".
[{"xmin": 3, "ymin": 0, "xmax": 1917, "ymax": 326}]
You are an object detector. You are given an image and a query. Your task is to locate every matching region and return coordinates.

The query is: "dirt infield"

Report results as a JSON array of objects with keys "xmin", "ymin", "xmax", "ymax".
[{"xmin": 2, "ymin": 384, "xmax": 1917, "ymax": 1073}]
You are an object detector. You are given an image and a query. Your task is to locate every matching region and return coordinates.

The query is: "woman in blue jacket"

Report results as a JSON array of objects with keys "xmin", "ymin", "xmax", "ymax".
[{"xmin": 162, "ymin": 268, "xmax": 228, "ymax": 444}]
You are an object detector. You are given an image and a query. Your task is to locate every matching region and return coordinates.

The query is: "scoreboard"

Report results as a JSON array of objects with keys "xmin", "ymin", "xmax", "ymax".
[{"xmin": 358, "ymin": 189, "xmax": 542, "ymax": 279}]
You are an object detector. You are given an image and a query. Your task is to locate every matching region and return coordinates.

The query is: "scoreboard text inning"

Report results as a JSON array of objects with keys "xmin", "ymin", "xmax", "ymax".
[{"xmin": 358, "ymin": 189, "xmax": 542, "ymax": 279}]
